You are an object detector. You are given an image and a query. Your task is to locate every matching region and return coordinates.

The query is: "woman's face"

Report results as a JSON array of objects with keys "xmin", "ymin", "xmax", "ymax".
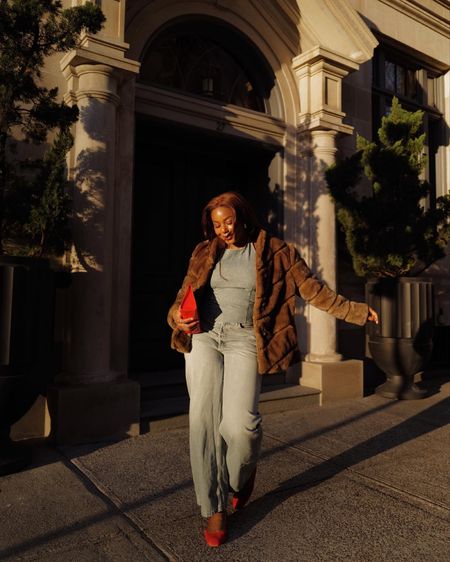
[{"xmin": 210, "ymin": 206, "xmax": 245, "ymax": 249}]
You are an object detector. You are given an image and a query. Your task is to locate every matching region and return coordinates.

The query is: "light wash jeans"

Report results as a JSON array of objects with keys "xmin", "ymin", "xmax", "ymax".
[{"xmin": 185, "ymin": 322, "xmax": 262, "ymax": 518}]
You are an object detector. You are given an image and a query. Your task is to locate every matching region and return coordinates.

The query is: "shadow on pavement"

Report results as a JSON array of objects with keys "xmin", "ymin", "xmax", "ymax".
[
  {"xmin": 2, "ymin": 382, "xmax": 449, "ymax": 558},
  {"xmin": 227, "ymin": 395, "xmax": 450, "ymax": 542}
]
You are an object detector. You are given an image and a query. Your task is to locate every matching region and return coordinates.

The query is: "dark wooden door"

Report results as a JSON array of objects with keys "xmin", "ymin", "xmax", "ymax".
[{"xmin": 129, "ymin": 116, "xmax": 277, "ymax": 375}]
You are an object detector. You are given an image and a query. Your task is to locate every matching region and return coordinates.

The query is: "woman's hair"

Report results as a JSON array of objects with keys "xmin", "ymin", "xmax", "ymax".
[{"xmin": 201, "ymin": 191, "xmax": 261, "ymax": 241}]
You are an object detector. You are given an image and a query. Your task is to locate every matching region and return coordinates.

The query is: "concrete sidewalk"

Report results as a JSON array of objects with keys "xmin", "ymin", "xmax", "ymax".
[{"xmin": 0, "ymin": 376, "xmax": 449, "ymax": 562}]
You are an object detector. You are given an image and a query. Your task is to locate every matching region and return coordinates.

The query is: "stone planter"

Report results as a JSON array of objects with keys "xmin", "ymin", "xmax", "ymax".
[
  {"xmin": 366, "ymin": 277, "xmax": 434, "ymax": 400},
  {"xmin": 0, "ymin": 257, "xmax": 54, "ymax": 475}
]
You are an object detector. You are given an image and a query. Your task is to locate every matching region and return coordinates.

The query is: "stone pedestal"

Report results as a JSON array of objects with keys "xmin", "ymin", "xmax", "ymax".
[
  {"xmin": 301, "ymin": 360, "xmax": 363, "ymax": 404},
  {"xmin": 48, "ymin": 381, "xmax": 140, "ymax": 445}
]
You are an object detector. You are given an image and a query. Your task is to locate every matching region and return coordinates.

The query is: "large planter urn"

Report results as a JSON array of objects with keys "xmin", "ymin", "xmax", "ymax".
[
  {"xmin": 366, "ymin": 277, "xmax": 433, "ymax": 400},
  {"xmin": 0, "ymin": 257, "xmax": 54, "ymax": 475}
]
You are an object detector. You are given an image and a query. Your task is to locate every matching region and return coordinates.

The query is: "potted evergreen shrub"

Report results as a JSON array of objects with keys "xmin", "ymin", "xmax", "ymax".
[
  {"xmin": 326, "ymin": 98, "xmax": 450, "ymax": 399},
  {"xmin": 0, "ymin": 0, "xmax": 104, "ymax": 475}
]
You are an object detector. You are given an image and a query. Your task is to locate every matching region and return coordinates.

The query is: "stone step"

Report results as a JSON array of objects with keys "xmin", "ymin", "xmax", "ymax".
[
  {"xmin": 259, "ymin": 384, "xmax": 321, "ymax": 413},
  {"xmin": 132, "ymin": 369, "xmax": 186, "ymax": 401},
  {"xmin": 134, "ymin": 370, "xmax": 289, "ymax": 401},
  {"xmin": 140, "ymin": 384, "xmax": 321, "ymax": 433}
]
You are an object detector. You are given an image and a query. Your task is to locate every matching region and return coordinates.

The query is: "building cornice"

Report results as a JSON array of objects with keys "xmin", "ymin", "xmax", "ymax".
[
  {"xmin": 326, "ymin": 0, "xmax": 379, "ymax": 62},
  {"xmin": 60, "ymin": 33, "xmax": 140, "ymax": 77},
  {"xmin": 378, "ymin": 0, "xmax": 450, "ymax": 38},
  {"xmin": 374, "ymin": 31, "xmax": 450, "ymax": 73},
  {"xmin": 292, "ymin": 46, "xmax": 360, "ymax": 74},
  {"xmin": 298, "ymin": 0, "xmax": 378, "ymax": 64}
]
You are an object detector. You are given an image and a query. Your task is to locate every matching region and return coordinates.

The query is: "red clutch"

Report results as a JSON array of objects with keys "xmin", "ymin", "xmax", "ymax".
[{"xmin": 179, "ymin": 285, "xmax": 201, "ymax": 334}]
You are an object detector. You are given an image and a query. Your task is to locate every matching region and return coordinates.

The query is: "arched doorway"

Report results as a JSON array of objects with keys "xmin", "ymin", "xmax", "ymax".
[{"xmin": 129, "ymin": 18, "xmax": 286, "ymax": 406}]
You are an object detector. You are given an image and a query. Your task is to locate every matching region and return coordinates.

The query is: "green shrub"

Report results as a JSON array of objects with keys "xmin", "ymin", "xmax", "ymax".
[
  {"xmin": 0, "ymin": 0, "xmax": 105, "ymax": 256},
  {"xmin": 326, "ymin": 98, "xmax": 450, "ymax": 278}
]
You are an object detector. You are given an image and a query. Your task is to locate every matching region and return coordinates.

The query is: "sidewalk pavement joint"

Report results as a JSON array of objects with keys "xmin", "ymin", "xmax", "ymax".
[
  {"xmin": 1, "ymin": 375, "xmax": 449, "ymax": 561},
  {"xmin": 264, "ymin": 432, "xmax": 450, "ymax": 517},
  {"xmin": 61, "ymin": 450, "xmax": 172, "ymax": 562}
]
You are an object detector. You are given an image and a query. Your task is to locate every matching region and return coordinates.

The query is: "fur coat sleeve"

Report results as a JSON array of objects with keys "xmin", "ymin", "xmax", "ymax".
[{"xmin": 287, "ymin": 244, "xmax": 369, "ymax": 326}]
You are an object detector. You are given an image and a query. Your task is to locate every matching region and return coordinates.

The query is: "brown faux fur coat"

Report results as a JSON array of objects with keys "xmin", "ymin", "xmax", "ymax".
[{"xmin": 167, "ymin": 229, "xmax": 368, "ymax": 374}]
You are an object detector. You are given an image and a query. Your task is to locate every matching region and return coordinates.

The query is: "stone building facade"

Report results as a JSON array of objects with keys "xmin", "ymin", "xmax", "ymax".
[{"xmin": 13, "ymin": 0, "xmax": 450, "ymax": 443}]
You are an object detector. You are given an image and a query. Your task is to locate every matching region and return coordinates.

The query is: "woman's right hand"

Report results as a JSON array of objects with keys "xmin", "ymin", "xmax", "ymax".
[
  {"xmin": 367, "ymin": 306, "xmax": 379, "ymax": 324},
  {"xmin": 175, "ymin": 308, "xmax": 199, "ymax": 333}
]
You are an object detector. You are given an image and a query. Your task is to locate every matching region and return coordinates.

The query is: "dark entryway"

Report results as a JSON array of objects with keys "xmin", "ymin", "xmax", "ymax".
[{"xmin": 129, "ymin": 115, "xmax": 280, "ymax": 377}]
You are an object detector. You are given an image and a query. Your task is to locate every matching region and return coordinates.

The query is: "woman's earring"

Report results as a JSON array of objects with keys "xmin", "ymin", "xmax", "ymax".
[{"xmin": 244, "ymin": 223, "xmax": 248, "ymax": 230}]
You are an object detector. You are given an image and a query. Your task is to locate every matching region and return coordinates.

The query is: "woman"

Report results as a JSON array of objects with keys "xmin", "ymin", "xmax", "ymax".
[{"xmin": 167, "ymin": 192, "xmax": 378, "ymax": 547}]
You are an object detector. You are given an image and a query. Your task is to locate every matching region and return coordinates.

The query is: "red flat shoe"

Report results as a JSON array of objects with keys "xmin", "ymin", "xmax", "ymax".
[
  {"xmin": 204, "ymin": 528, "xmax": 227, "ymax": 547},
  {"xmin": 232, "ymin": 467, "xmax": 257, "ymax": 511},
  {"xmin": 204, "ymin": 513, "xmax": 227, "ymax": 547}
]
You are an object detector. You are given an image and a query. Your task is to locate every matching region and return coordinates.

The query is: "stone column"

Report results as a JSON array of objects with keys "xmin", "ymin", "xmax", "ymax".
[
  {"xmin": 292, "ymin": 47, "xmax": 364, "ymax": 402},
  {"xmin": 48, "ymin": 61, "xmax": 140, "ymax": 444},
  {"xmin": 306, "ymin": 129, "xmax": 342, "ymax": 362},
  {"xmin": 64, "ymin": 64, "xmax": 120, "ymax": 383}
]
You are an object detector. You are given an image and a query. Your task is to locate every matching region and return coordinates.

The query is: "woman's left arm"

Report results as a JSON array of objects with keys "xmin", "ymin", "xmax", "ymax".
[{"xmin": 287, "ymin": 245, "xmax": 377, "ymax": 326}]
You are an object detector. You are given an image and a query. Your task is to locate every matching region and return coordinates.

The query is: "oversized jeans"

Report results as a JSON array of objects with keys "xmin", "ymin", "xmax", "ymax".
[{"xmin": 185, "ymin": 322, "xmax": 262, "ymax": 518}]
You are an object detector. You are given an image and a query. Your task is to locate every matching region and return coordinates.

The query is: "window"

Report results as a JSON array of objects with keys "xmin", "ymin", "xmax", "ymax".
[
  {"xmin": 372, "ymin": 46, "xmax": 447, "ymax": 198},
  {"xmin": 139, "ymin": 21, "xmax": 273, "ymax": 112},
  {"xmin": 383, "ymin": 59, "xmax": 418, "ymax": 101}
]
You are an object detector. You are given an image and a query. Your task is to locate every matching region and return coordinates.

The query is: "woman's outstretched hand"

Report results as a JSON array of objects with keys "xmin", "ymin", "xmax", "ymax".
[
  {"xmin": 367, "ymin": 306, "xmax": 379, "ymax": 324},
  {"xmin": 175, "ymin": 307, "xmax": 199, "ymax": 333}
]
